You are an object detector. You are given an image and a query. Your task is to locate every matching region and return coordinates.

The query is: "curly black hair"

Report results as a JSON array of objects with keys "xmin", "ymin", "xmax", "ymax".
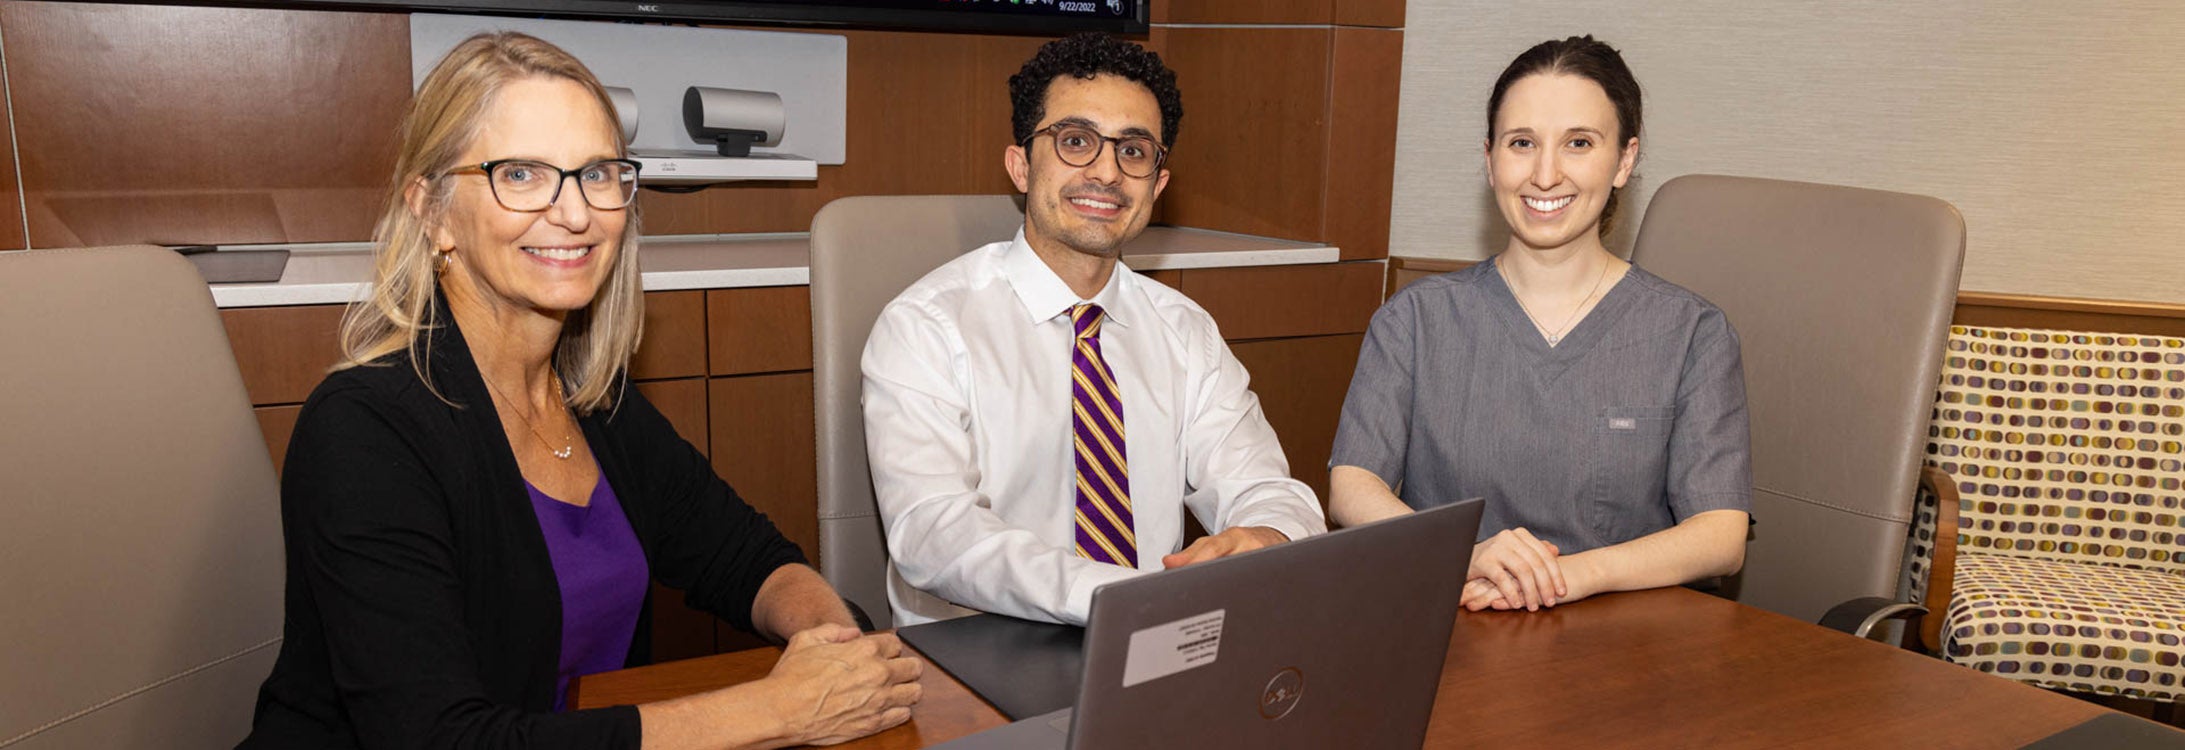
[{"xmin": 1009, "ymin": 32, "xmax": 1183, "ymax": 150}]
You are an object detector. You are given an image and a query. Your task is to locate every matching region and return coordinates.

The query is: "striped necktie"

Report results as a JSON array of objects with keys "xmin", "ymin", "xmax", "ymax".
[{"xmin": 1070, "ymin": 303, "xmax": 1136, "ymax": 567}]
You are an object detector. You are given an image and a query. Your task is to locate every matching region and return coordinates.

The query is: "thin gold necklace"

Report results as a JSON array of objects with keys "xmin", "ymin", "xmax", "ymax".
[
  {"xmin": 485, "ymin": 371, "xmax": 575, "ymax": 460},
  {"xmin": 1500, "ymin": 257, "xmax": 1612, "ymax": 347}
]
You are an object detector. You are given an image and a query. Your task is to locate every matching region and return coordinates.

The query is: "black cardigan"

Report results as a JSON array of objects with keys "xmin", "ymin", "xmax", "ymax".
[{"xmin": 240, "ymin": 313, "xmax": 808, "ymax": 749}]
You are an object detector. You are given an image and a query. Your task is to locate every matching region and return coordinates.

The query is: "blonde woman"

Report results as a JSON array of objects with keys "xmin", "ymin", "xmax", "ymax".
[{"xmin": 242, "ymin": 32, "xmax": 919, "ymax": 749}]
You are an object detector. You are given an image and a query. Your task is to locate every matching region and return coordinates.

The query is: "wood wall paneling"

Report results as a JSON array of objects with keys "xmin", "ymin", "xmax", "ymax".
[
  {"xmin": 1182, "ymin": 262, "xmax": 1382, "ymax": 340},
  {"xmin": 1388, "ymin": 255, "xmax": 1470, "ymax": 294},
  {"xmin": 1229, "ymin": 333, "xmax": 1364, "ymax": 506},
  {"xmin": 631, "ymin": 291, "xmax": 708, "ymax": 380},
  {"xmin": 1333, "ymin": 0, "xmax": 1407, "ymax": 27},
  {"xmin": 1153, "ymin": 27, "xmax": 1332, "ymax": 244},
  {"xmin": 2, "ymin": 2, "xmax": 407, "ymax": 247},
  {"xmin": 220, "ymin": 304, "xmax": 347, "ymax": 405},
  {"xmin": 1156, "ymin": 0, "xmax": 1406, "ymax": 25},
  {"xmin": 707, "ymin": 286, "xmax": 814, "ymax": 375},
  {"xmin": 1324, "ymin": 27, "xmax": 1402, "ymax": 261},
  {"xmin": 0, "ymin": 68, "xmax": 21, "ymax": 250},
  {"xmin": 708, "ymin": 372, "xmax": 820, "ymax": 567},
  {"xmin": 1394, "ymin": 256, "xmax": 2185, "ymax": 338},
  {"xmin": 0, "ymin": 6, "xmax": 1407, "ymax": 248},
  {"xmin": 1156, "ymin": 0, "xmax": 1332, "ymax": 24},
  {"xmin": 1953, "ymin": 292, "xmax": 2185, "ymax": 338},
  {"xmin": 253, "ymin": 404, "xmax": 303, "ymax": 477}
]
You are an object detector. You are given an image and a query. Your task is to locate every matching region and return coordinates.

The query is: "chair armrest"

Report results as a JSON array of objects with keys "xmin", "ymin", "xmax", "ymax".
[
  {"xmin": 845, "ymin": 597, "xmax": 876, "ymax": 633},
  {"xmin": 1917, "ymin": 466, "xmax": 1962, "ymax": 653},
  {"xmin": 1820, "ymin": 596, "xmax": 1927, "ymax": 642}
]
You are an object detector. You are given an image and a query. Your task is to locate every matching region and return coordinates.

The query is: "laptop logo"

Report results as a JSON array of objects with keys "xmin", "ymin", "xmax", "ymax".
[{"xmin": 1259, "ymin": 667, "xmax": 1304, "ymax": 720}]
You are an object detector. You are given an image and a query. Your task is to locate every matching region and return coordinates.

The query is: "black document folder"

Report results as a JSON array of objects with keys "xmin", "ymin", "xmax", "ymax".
[
  {"xmin": 896, "ymin": 613, "xmax": 1084, "ymax": 721},
  {"xmin": 2020, "ymin": 714, "xmax": 2185, "ymax": 749}
]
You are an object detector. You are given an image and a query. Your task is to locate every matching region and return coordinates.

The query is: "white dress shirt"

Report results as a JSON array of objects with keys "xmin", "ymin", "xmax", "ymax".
[{"xmin": 861, "ymin": 230, "xmax": 1327, "ymax": 626}]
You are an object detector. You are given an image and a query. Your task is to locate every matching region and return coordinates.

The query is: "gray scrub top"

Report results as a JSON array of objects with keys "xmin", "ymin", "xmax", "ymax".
[{"xmin": 1330, "ymin": 258, "xmax": 1752, "ymax": 553}]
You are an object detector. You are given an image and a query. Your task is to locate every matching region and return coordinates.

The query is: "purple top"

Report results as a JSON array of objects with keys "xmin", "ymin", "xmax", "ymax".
[{"xmin": 526, "ymin": 474, "xmax": 649, "ymax": 712}]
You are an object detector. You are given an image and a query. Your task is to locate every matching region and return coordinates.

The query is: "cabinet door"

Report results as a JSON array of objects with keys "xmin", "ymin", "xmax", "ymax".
[
  {"xmin": 630, "ymin": 379, "xmax": 723, "ymax": 657},
  {"xmin": 632, "ymin": 378, "xmax": 709, "ymax": 457},
  {"xmin": 631, "ymin": 291, "xmax": 708, "ymax": 380},
  {"xmin": 254, "ymin": 405, "xmax": 303, "ymax": 478},
  {"xmin": 1180, "ymin": 262, "xmax": 1382, "ymax": 341},
  {"xmin": 708, "ymin": 286, "xmax": 813, "ymax": 376},
  {"xmin": 1228, "ymin": 333, "xmax": 1366, "ymax": 508},
  {"xmin": 708, "ymin": 372, "xmax": 820, "ymax": 567}
]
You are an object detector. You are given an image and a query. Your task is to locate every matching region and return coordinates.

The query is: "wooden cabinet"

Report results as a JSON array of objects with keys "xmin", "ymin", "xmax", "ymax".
[
  {"xmin": 707, "ymin": 286, "xmax": 813, "ymax": 375},
  {"xmin": 1179, "ymin": 262, "xmax": 1382, "ymax": 340},
  {"xmin": 707, "ymin": 372, "xmax": 820, "ymax": 567},
  {"xmin": 630, "ymin": 291, "xmax": 707, "ymax": 380},
  {"xmin": 631, "ymin": 378, "xmax": 709, "ymax": 456},
  {"xmin": 221, "ymin": 304, "xmax": 346, "ymax": 405},
  {"xmin": 253, "ymin": 405, "xmax": 303, "ymax": 477},
  {"xmin": 1230, "ymin": 334, "xmax": 1366, "ymax": 506}
]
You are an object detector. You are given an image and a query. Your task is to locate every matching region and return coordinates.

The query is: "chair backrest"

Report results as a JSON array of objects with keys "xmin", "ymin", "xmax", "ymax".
[
  {"xmin": 809, "ymin": 195, "xmax": 1025, "ymax": 628},
  {"xmin": 1924, "ymin": 324, "xmax": 2184, "ymax": 575},
  {"xmin": 1630, "ymin": 175, "xmax": 1965, "ymax": 623},
  {"xmin": 0, "ymin": 246, "xmax": 285, "ymax": 748}
]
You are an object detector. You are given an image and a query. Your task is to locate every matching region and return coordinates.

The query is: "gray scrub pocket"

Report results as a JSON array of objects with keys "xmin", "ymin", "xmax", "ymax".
[{"xmin": 1587, "ymin": 406, "xmax": 1675, "ymax": 541}]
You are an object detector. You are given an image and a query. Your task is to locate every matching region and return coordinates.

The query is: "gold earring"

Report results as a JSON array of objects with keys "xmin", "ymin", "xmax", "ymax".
[{"xmin": 434, "ymin": 249, "xmax": 452, "ymax": 276}]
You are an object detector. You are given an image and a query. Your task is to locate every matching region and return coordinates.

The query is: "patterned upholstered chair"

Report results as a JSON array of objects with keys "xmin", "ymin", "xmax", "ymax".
[{"xmin": 1903, "ymin": 324, "xmax": 2185, "ymax": 710}]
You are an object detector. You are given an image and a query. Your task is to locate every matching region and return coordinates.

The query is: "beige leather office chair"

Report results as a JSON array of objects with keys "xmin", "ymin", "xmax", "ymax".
[
  {"xmin": 1629, "ymin": 175, "xmax": 1965, "ymax": 623},
  {"xmin": 0, "ymin": 246, "xmax": 285, "ymax": 748},
  {"xmin": 809, "ymin": 195, "xmax": 1026, "ymax": 629}
]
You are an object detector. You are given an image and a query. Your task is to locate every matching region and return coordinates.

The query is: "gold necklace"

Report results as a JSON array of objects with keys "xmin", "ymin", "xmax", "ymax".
[
  {"xmin": 1500, "ymin": 257, "xmax": 1612, "ymax": 347},
  {"xmin": 485, "ymin": 372, "xmax": 575, "ymax": 460}
]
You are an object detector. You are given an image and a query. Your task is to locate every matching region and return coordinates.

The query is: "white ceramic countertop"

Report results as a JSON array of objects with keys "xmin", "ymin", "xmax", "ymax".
[{"xmin": 205, "ymin": 226, "xmax": 1346, "ymax": 308}]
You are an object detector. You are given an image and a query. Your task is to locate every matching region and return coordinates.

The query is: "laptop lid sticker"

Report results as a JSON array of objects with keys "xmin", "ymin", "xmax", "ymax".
[{"xmin": 1121, "ymin": 609, "xmax": 1225, "ymax": 688}]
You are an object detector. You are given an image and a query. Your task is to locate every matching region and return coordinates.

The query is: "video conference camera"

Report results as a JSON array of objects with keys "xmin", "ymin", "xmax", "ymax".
[{"xmin": 682, "ymin": 86, "xmax": 786, "ymax": 158}]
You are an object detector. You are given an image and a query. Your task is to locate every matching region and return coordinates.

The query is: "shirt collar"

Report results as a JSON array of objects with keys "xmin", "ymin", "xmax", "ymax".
[{"xmin": 1001, "ymin": 227, "xmax": 1132, "ymax": 328}]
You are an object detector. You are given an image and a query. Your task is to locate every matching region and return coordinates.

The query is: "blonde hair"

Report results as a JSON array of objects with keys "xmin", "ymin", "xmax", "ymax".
[{"xmin": 338, "ymin": 31, "xmax": 642, "ymax": 415}]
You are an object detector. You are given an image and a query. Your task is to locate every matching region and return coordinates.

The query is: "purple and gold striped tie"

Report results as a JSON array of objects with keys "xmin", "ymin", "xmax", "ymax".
[{"xmin": 1070, "ymin": 303, "xmax": 1136, "ymax": 567}]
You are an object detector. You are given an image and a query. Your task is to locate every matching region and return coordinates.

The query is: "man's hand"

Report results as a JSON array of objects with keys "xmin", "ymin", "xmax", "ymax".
[{"xmin": 1161, "ymin": 525, "xmax": 1290, "ymax": 568}]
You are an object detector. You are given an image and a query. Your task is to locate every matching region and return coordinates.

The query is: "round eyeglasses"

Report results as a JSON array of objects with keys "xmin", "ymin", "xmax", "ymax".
[
  {"xmin": 443, "ymin": 158, "xmax": 642, "ymax": 212},
  {"xmin": 1021, "ymin": 123, "xmax": 1167, "ymax": 179}
]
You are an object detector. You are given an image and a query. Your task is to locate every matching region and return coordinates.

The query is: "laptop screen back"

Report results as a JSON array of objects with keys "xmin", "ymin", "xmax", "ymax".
[{"xmin": 1069, "ymin": 499, "xmax": 1483, "ymax": 749}]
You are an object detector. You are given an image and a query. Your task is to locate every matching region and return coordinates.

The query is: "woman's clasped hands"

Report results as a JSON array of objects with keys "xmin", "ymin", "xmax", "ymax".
[
  {"xmin": 759, "ymin": 625, "xmax": 925, "ymax": 746},
  {"xmin": 1463, "ymin": 527, "xmax": 1593, "ymax": 612}
]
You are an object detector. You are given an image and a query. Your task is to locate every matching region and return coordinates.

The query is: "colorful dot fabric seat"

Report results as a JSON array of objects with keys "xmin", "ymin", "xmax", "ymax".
[{"xmin": 1911, "ymin": 325, "xmax": 2185, "ymax": 703}]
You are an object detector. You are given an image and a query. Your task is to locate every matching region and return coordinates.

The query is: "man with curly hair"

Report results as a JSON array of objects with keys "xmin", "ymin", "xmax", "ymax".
[{"xmin": 861, "ymin": 33, "xmax": 1327, "ymax": 627}]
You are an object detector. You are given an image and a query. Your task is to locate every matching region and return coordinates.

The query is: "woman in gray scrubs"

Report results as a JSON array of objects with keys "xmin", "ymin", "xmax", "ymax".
[{"xmin": 1328, "ymin": 36, "xmax": 1752, "ymax": 613}]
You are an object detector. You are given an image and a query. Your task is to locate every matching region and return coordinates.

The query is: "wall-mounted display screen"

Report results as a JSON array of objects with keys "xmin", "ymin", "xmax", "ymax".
[{"xmin": 113, "ymin": 0, "xmax": 1149, "ymax": 34}]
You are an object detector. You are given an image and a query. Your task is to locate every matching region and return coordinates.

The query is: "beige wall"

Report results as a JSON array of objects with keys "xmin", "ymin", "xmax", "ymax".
[{"xmin": 1390, "ymin": 1, "xmax": 2185, "ymax": 304}]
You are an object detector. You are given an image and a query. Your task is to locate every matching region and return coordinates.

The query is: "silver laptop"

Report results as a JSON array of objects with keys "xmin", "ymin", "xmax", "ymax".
[{"xmin": 934, "ymin": 498, "xmax": 1484, "ymax": 750}]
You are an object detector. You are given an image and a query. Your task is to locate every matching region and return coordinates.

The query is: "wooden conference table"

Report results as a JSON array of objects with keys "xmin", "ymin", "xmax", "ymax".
[{"xmin": 573, "ymin": 587, "xmax": 2117, "ymax": 748}]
